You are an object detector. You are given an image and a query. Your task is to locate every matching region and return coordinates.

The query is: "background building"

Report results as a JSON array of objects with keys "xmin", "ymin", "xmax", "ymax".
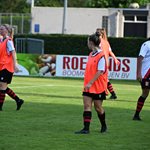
[{"xmin": 31, "ymin": 4, "xmax": 150, "ymax": 37}]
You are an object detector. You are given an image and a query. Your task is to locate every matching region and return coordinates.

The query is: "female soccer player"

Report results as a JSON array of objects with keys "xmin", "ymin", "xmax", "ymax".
[
  {"xmin": 96, "ymin": 28, "xmax": 120, "ymax": 99},
  {"xmin": 133, "ymin": 39, "xmax": 150, "ymax": 120},
  {"xmin": 0, "ymin": 24, "xmax": 24, "ymax": 111},
  {"xmin": 75, "ymin": 33, "xmax": 108, "ymax": 134}
]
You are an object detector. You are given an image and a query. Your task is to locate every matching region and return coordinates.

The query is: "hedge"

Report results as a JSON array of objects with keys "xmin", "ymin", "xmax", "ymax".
[{"xmin": 14, "ymin": 34, "xmax": 147, "ymax": 57}]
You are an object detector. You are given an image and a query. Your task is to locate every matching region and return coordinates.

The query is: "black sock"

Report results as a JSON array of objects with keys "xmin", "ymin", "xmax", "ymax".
[
  {"xmin": 6, "ymin": 87, "xmax": 20, "ymax": 102},
  {"xmin": 83, "ymin": 111, "xmax": 92, "ymax": 131},
  {"xmin": 135, "ymin": 96, "xmax": 146, "ymax": 116},
  {"xmin": 98, "ymin": 112, "xmax": 106, "ymax": 126},
  {"xmin": 0, "ymin": 90, "xmax": 6, "ymax": 110}
]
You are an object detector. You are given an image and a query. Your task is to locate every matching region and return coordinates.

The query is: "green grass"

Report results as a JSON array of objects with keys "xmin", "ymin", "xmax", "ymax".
[{"xmin": 0, "ymin": 77, "xmax": 150, "ymax": 150}]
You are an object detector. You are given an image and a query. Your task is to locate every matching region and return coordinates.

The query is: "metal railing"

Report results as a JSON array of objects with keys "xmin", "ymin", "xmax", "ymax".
[
  {"xmin": 15, "ymin": 38, "xmax": 44, "ymax": 54},
  {"xmin": 0, "ymin": 13, "xmax": 31, "ymax": 34}
]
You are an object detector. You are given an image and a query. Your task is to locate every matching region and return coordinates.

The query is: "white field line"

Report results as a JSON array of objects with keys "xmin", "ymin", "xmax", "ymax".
[{"xmin": 10, "ymin": 84, "xmax": 82, "ymax": 89}]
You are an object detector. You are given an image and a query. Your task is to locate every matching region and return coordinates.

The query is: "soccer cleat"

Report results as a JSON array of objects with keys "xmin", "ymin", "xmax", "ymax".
[
  {"xmin": 100, "ymin": 125, "xmax": 107, "ymax": 133},
  {"xmin": 16, "ymin": 99, "xmax": 24, "ymax": 110},
  {"xmin": 75, "ymin": 129, "xmax": 89, "ymax": 134},
  {"xmin": 103, "ymin": 97, "xmax": 106, "ymax": 100},
  {"xmin": 133, "ymin": 115, "xmax": 142, "ymax": 121},
  {"xmin": 109, "ymin": 94, "xmax": 117, "ymax": 100}
]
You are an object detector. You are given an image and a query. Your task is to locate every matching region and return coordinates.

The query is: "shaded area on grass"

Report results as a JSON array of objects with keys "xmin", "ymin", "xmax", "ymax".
[
  {"xmin": 0, "ymin": 100, "xmax": 150, "ymax": 150},
  {"xmin": 11, "ymin": 92, "xmax": 150, "ymax": 104}
]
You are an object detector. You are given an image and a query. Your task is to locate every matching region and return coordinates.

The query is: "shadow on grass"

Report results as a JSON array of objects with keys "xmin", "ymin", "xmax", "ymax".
[
  {"xmin": 16, "ymin": 92, "xmax": 82, "ymax": 99},
  {"xmin": 14, "ymin": 92, "xmax": 150, "ymax": 104},
  {"xmin": 1, "ymin": 99, "xmax": 150, "ymax": 126},
  {"xmin": 1, "ymin": 100, "xmax": 150, "ymax": 150}
]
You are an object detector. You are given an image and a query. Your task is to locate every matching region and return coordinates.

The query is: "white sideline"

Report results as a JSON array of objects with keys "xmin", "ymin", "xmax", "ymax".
[{"xmin": 10, "ymin": 84, "xmax": 81, "ymax": 89}]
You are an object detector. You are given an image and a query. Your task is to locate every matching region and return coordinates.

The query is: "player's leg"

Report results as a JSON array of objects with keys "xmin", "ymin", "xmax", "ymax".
[
  {"xmin": 93, "ymin": 92, "xmax": 107, "ymax": 133},
  {"xmin": 0, "ymin": 82, "xmax": 7, "ymax": 111},
  {"xmin": 0, "ymin": 69, "xmax": 24, "ymax": 111},
  {"xmin": 133, "ymin": 88, "xmax": 149, "ymax": 120},
  {"xmin": 107, "ymin": 81, "xmax": 117, "ymax": 99},
  {"xmin": 6, "ymin": 87, "xmax": 24, "ymax": 110},
  {"xmin": 75, "ymin": 94, "xmax": 92, "ymax": 134},
  {"xmin": 133, "ymin": 77, "xmax": 150, "ymax": 120},
  {"xmin": 0, "ymin": 69, "xmax": 8, "ymax": 111},
  {"xmin": 94, "ymin": 100, "xmax": 107, "ymax": 133}
]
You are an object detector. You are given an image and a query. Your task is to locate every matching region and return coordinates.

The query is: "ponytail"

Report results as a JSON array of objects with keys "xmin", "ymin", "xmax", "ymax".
[
  {"xmin": 100, "ymin": 28, "xmax": 108, "ymax": 40},
  {"xmin": 10, "ymin": 27, "xmax": 14, "ymax": 39}
]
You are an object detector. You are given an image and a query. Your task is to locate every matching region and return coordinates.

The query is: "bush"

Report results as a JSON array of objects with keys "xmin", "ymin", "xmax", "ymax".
[
  {"xmin": 109, "ymin": 37, "xmax": 146, "ymax": 57},
  {"xmin": 14, "ymin": 34, "xmax": 147, "ymax": 57}
]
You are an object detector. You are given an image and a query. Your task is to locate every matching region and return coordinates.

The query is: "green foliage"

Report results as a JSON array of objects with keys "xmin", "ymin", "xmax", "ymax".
[
  {"xmin": 67, "ymin": 0, "xmax": 87, "ymax": 7},
  {"xmin": 108, "ymin": 37, "xmax": 146, "ymax": 57},
  {"xmin": 0, "ymin": 0, "xmax": 150, "ymax": 13},
  {"xmin": 86, "ymin": 0, "xmax": 150, "ymax": 8},
  {"xmin": 14, "ymin": 34, "xmax": 89, "ymax": 55},
  {"xmin": 34, "ymin": 0, "xmax": 63, "ymax": 7},
  {"xmin": 0, "ymin": 15, "xmax": 31, "ymax": 34},
  {"xmin": 34, "ymin": 0, "xmax": 150, "ymax": 8},
  {"xmin": 86, "ymin": 0, "xmax": 110, "ymax": 8},
  {"xmin": 34, "ymin": 0, "xmax": 88, "ymax": 7},
  {"xmin": 14, "ymin": 34, "xmax": 146, "ymax": 57},
  {"xmin": 0, "ymin": 0, "xmax": 30, "ymax": 13}
]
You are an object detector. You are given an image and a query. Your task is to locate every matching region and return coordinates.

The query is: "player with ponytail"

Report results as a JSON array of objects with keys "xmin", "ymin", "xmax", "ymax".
[
  {"xmin": 96, "ymin": 28, "xmax": 120, "ymax": 100},
  {"xmin": 75, "ymin": 33, "xmax": 108, "ymax": 134}
]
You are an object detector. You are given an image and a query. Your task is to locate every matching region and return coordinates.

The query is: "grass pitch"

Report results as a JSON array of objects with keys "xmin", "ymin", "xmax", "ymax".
[{"xmin": 0, "ymin": 77, "xmax": 150, "ymax": 150}]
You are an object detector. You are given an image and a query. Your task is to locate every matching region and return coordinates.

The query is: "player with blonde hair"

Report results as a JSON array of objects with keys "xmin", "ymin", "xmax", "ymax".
[{"xmin": 96, "ymin": 28, "xmax": 120, "ymax": 99}]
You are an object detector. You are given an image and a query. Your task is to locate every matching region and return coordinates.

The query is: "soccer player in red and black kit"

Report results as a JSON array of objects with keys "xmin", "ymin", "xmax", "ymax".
[
  {"xmin": 133, "ymin": 38, "xmax": 150, "ymax": 120},
  {"xmin": 75, "ymin": 33, "xmax": 108, "ymax": 134},
  {"xmin": 0, "ymin": 24, "xmax": 24, "ymax": 111}
]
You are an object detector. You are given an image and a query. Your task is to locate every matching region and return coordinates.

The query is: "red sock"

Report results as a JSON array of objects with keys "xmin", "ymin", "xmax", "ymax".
[
  {"xmin": 107, "ymin": 82, "xmax": 115, "ymax": 95},
  {"xmin": 6, "ymin": 87, "xmax": 20, "ymax": 101},
  {"xmin": 83, "ymin": 111, "xmax": 92, "ymax": 130}
]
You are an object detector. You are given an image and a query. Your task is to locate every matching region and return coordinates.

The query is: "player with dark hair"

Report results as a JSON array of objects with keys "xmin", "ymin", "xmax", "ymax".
[
  {"xmin": 133, "ymin": 39, "xmax": 150, "ymax": 120},
  {"xmin": 0, "ymin": 24, "xmax": 24, "ymax": 111},
  {"xmin": 96, "ymin": 28, "xmax": 120, "ymax": 99},
  {"xmin": 75, "ymin": 33, "xmax": 108, "ymax": 134}
]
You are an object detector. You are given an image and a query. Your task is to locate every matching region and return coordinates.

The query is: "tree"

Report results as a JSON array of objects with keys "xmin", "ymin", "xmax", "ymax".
[
  {"xmin": 34, "ymin": 0, "xmax": 63, "ymax": 7},
  {"xmin": 86, "ymin": 0, "xmax": 150, "ymax": 8},
  {"xmin": 85, "ymin": 0, "xmax": 109, "ymax": 8},
  {"xmin": 67, "ymin": 0, "xmax": 87, "ymax": 7},
  {"xmin": 34, "ymin": 0, "xmax": 87, "ymax": 7},
  {"xmin": 0, "ymin": 0, "xmax": 150, "ymax": 13},
  {"xmin": 0, "ymin": 0, "xmax": 30, "ymax": 13}
]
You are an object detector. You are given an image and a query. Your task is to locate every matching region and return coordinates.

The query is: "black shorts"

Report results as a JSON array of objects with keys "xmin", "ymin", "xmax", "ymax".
[
  {"xmin": 0, "ymin": 69, "xmax": 13, "ymax": 84},
  {"xmin": 82, "ymin": 91, "xmax": 106, "ymax": 100},
  {"xmin": 141, "ymin": 78, "xmax": 150, "ymax": 89}
]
